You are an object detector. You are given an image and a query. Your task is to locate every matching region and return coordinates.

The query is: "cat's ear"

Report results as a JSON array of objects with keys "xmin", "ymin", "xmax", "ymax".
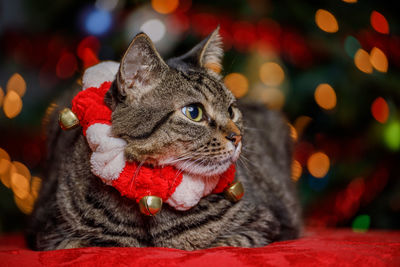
[
  {"xmin": 178, "ymin": 27, "xmax": 223, "ymax": 74},
  {"xmin": 116, "ymin": 33, "xmax": 168, "ymax": 102}
]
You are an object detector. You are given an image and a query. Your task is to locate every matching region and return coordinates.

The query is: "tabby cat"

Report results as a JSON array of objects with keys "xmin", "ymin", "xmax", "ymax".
[{"xmin": 27, "ymin": 28, "xmax": 301, "ymax": 250}]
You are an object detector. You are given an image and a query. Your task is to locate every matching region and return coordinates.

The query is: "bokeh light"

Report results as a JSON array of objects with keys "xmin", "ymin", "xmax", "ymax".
[
  {"xmin": 352, "ymin": 214, "xmax": 370, "ymax": 233},
  {"xmin": 224, "ymin": 73, "xmax": 249, "ymax": 98},
  {"xmin": 3, "ymin": 90, "xmax": 23, "ymax": 119},
  {"xmin": 260, "ymin": 87, "xmax": 285, "ymax": 110},
  {"xmin": 85, "ymin": 8, "xmax": 112, "ymax": 35},
  {"xmin": 291, "ymin": 160, "xmax": 302, "ymax": 181},
  {"xmin": 259, "ymin": 62, "xmax": 285, "ymax": 87},
  {"xmin": 314, "ymin": 83, "xmax": 337, "ymax": 110},
  {"xmin": 342, "ymin": 0, "xmax": 357, "ymax": 3},
  {"xmin": 370, "ymin": 47, "xmax": 388, "ymax": 73},
  {"xmin": 307, "ymin": 152, "xmax": 330, "ymax": 178},
  {"xmin": 11, "ymin": 173, "xmax": 30, "ymax": 200},
  {"xmin": 371, "ymin": 97, "xmax": 389, "ymax": 123},
  {"xmin": 77, "ymin": 36, "xmax": 100, "ymax": 69},
  {"xmin": 344, "ymin": 36, "xmax": 361, "ymax": 58},
  {"xmin": 151, "ymin": 0, "xmax": 179, "ymax": 14},
  {"xmin": 31, "ymin": 176, "xmax": 42, "ymax": 199},
  {"xmin": 140, "ymin": 19, "xmax": 166, "ymax": 43},
  {"xmin": 0, "ymin": 87, "xmax": 4, "ymax": 107},
  {"xmin": 370, "ymin": 11, "xmax": 389, "ymax": 34},
  {"xmin": 384, "ymin": 121, "xmax": 400, "ymax": 151},
  {"xmin": 0, "ymin": 148, "xmax": 11, "ymax": 187},
  {"xmin": 315, "ymin": 9, "xmax": 339, "ymax": 33},
  {"xmin": 14, "ymin": 195, "xmax": 35, "ymax": 215},
  {"xmin": 6, "ymin": 73, "xmax": 26, "ymax": 97},
  {"xmin": 294, "ymin": 116, "xmax": 312, "ymax": 137},
  {"xmin": 56, "ymin": 52, "xmax": 78, "ymax": 79},
  {"xmin": 354, "ymin": 49, "xmax": 373, "ymax": 74},
  {"xmin": 288, "ymin": 123, "xmax": 298, "ymax": 142}
]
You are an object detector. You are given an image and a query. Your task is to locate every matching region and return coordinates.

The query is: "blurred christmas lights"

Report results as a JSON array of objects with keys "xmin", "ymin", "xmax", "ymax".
[
  {"xmin": 140, "ymin": 19, "xmax": 166, "ymax": 43},
  {"xmin": 369, "ymin": 47, "xmax": 388, "ymax": 73},
  {"xmin": 342, "ymin": 0, "xmax": 357, "ymax": 3},
  {"xmin": 0, "ymin": 148, "xmax": 42, "ymax": 215},
  {"xmin": 307, "ymin": 152, "xmax": 330, "ymax": 178},
  {"xmin": 85, "ymin": 8, "xmax": 112, "ymax": 36},
  {"xmin": 259, "ymin": 62, "xmax": 284, "ymax": 87},
  {"xmin": 151, "ymin": 0, "xmax": 179, "ymax": 14},
  {"xmin": 224, "ymin": 73, "xmax": 249, "ymax": 98},
  {"xmin": 77, "ymin": 36, "xmax": 100, "ymax": 69},
  {"xmin": 291, "ymin": 160, "xmax": 302, "ymax": 181},
  {"xmin": 352, "ymin": 214, "xmax": 370, "ymax": 233},
  {"xmin": 383, "ymin": 121, "xmax": 400, "ymax": 151},
  {"xmin": 6, "ymin": 73, "xmax": 26, "ymax": 97},
  {"xmin": 288, "ymin": 123, "xmax": 298, "ymax": 142},
  {"xmin": 344, "ymin": 36, "xmax": 361, "ymax": 58},
  {"xmin": 371, "ymin": 97, "xmax": 389, "ymax": 124},
  {"xmin": 315, "ymin": 9, "xmax": 339, "ymax": 33},
  {"xmin": 0, "ymin": 87, "xmax": 4, "ymax": 107},
  {"xmin": 3, "ymin": 91, "xmax": 23, "ymax": 119},
  {"xmin": 259, "ymin": 87, "xmax": 285, "ymax": 110},
  {"xmin": 56, "ymin": 52, "xmax": 78, "ymax": 79},
  {"xmin": 370, "ymin": 11, "xmax": 389, "ymax": 34},
  {"xmin": 354, "ymin": 49, "xmax": 373, "ymax": 74},
  {"xmin": 314, "ymin": 83, "xmax": 337, "ymax": 110}
]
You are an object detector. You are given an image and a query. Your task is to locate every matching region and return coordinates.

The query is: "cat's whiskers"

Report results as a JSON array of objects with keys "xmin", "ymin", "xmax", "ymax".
[{"xmin": 129, "ymin": 160, "xmax": 145, "ymax": 191}]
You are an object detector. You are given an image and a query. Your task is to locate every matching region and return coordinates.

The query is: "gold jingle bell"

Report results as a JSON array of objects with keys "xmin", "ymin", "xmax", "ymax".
[
  {"xmin": 59, "ymin": 108, "xmax": 80, "ymax": 130},
  {"xmin": 224, "ymin": 181, "xmax": 244, "ymax": 202},
  {"xmin": 139, "ymin": 196, "xmax": 163, "ymax": 216}
]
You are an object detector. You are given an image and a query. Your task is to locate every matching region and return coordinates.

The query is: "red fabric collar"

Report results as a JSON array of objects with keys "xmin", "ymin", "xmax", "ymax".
[{"xmin": 71, "ymin": 82, "xmax": 235, "ymax": 203}]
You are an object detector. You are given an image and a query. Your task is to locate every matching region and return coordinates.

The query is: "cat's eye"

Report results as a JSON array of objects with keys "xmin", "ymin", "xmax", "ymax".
[
  {"xmin": 182, "ymin": 104, "xmax": 203, "ymax": 122},
  {"xmin": 228, "ymin": 106, "xmax": 234, "ymax": 119}
]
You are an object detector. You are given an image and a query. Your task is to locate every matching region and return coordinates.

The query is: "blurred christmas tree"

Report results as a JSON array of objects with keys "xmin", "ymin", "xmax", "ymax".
[{"xmin": 0, "ymin": 0, "xmax": 398, "ymax": 233}]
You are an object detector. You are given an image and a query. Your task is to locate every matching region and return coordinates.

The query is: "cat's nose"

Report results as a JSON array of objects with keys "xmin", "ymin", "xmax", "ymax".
[{"xmin": 225, "ymin": 132, "xmax": 242, "ymax": 146}]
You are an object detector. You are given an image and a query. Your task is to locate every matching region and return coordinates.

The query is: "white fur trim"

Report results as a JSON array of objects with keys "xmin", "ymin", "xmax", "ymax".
[
  {"xmin": 82, "ymin": 61, "xmax": 120, "ymax": 90},
  {"xmin": 86, "ymin": 123, "xmax": 126, "ymax": 180},
  {"xmin": 166, "ymin": 174, "xmax": 219, "ymax": 210}
]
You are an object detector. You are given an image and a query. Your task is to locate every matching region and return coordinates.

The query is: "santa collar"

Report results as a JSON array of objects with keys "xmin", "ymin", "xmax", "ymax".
[{"xmin": 69, "ymin": 62, "xmax": 237, "ymax": 214}]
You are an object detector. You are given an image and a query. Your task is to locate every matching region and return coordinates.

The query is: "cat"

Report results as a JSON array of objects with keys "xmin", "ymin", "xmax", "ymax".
[{"xmin": 26, "ymin": 28, "xmax": 301, "ymax": 251}]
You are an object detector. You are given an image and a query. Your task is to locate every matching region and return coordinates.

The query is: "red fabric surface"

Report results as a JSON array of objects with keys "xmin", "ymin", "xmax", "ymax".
[{"xmin": 1, "ymin": 228, "xmax": 399, "ymax": 266}]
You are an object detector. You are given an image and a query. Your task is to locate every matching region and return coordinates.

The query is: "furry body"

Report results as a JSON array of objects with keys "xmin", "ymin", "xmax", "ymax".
[{"xmin": 27, "ymin": 30, "xmax": 301, "ymax": 250}]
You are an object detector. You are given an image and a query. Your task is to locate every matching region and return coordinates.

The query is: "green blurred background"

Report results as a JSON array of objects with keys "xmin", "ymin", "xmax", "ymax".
[{"xmin": 0, "ymin": 0, "xmax": 399, "ymax": 234}]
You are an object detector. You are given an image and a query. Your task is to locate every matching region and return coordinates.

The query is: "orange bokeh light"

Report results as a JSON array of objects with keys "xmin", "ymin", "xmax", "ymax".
[
  {"xmin": 6, "ymin": 73, "xmax": 26, "ymax": 97},
  {"xmin": 260, "ymin": 88, "xmax": 285, "ymax": 110},
  {"xmin": 224, "ymin": 73, "xmax": 249, "ymax": 98},
  {"xmin": 370, "ymin": 47, "xmax": 388, "ymax": 73},
  {"xmin": 0, "ymin": 86, "xmax": 4, "ymax": 107},
  {"xmin": 292, "ymin": 160, "xmax": 302, "ymax": 181},
  {"xmin": 307, "ymin": 152, "xmax": 330, "ymax": 178},
  {"xmin": 354, "ymin": 49, "xmax": 373, "ymax": 74},
  {"xmin": 259, "ymin": 62, "xmax": 285, "ymax": 86},
  {"xmin": 3, "ymin": 90, "xmax": 23, "ymax": 118},
  {"xmin": 288, "ymin": 123, "xmax": 298, "ymax": 142},
  {"xmin": 315, "ymin": 9, "xmax": 339, "ymax": 33},
  {"xmin": 294, "ymin": 116, "xmax": 312, "ymax": 137},
  {"xmin": 342, "ymin": 0, "xmax": 357, "ymax": 3},
  {"xmin": 370, "ymin": 11, "xmax": 389, "ymax": 34},
  {"xmin": 31, "ymin": 176, "xmax": 42, "ymax": 199},
  {"xmin": 371, "ymin": 97, "xmax": 389, "ymax": 123},
  {"xmin": 314, "ymin": 83, "xmax": 337, "ymax": 110},
  {"xmin": 151, "ymin": 0, "xmax": 179, "ymax": 14},
  {"xmin": 11, "ymin": 172, "xmax": 30, "ymax": 199},
  {"xmin": 14, "ymin": 194, "xmax": 35, "ymax": 215}
]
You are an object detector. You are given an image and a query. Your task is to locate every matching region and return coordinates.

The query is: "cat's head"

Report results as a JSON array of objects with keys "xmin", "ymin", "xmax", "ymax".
[{"xmin": 106, "ymin": 28, "xmax": 242, "ymax": 177}]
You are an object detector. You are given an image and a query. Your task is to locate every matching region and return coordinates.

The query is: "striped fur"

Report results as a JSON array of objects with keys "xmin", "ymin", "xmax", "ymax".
[{"xmin": 27, "ymin": 29, "xmax": 301, "ymax": 250}]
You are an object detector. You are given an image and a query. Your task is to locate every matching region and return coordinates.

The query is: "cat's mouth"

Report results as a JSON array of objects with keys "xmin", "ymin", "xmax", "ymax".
[{"xmin": 164, "ymin": 141, "xmax": 242, "ymax": 177}]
